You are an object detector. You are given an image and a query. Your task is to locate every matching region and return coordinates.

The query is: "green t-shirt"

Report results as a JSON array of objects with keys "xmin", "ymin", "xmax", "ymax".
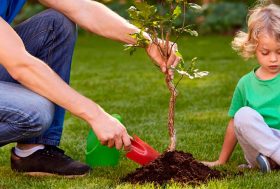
[{"xmin": 228, "ymin": 68, "xmax": 280, "ymax": 130}]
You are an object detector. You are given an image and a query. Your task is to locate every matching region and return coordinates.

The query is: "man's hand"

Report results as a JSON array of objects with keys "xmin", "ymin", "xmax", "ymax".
[
  {"xmin": 89, "ymin": 110, "xmax": 131, "ymax": 151},
  {"xmin": 146, "ymin": 40, "xmax": 181, "ymax": 78}
]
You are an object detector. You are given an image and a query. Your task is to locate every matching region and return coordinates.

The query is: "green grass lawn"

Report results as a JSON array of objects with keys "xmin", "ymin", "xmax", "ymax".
[{"xmin": 1, "ymin": 33, "xmax": 279, "ymax": 189}]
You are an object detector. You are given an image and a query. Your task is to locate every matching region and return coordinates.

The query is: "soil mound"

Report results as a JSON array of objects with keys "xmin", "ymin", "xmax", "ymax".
[{"xmin": 122, "ymin": 150, "xmax": 223, "ymax": 185}]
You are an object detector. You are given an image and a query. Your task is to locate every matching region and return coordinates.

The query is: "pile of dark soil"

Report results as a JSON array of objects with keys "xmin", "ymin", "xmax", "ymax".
[{"xmin": 122, "ymin": 150, "xmax": 224, "ymax": 185}]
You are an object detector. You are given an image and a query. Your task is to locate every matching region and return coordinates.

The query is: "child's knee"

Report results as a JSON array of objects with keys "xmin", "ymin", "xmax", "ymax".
[{"xmin": 234, "ymin": 106, "xmax": 257, "ymax": 131}]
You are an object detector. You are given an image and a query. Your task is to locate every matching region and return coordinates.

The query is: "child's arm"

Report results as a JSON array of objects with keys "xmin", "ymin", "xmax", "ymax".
[{"xmin": 202, "ymin": 119, "xmax": 237, "ymax": 167}]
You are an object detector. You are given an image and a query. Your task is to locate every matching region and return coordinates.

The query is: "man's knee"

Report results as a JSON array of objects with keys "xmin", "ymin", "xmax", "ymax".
[
  {"xmin": 46, "ymin": 9, "xmax": 77, "ymax": 40},
  {"xmin": 15, "ymin": 104, "xmax": 54, "ymax": 138},
  {"xmin": 1, "ymin": 99, "xmax": 55, "ymax": 138},
  {"xmin": 0, "ymin": 82, "xmax": 55, "ymax": 141},
  {"xmin": 27, "ymin": 105, "xmax": 55, "ymax": 136},
  {"xmin": 26, "ymin": 9, "xmax": 77, "ymax": 43}
]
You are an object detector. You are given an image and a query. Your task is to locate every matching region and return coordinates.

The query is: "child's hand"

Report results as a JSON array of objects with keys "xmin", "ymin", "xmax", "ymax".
[{"xmin": 201, "ymin": 160, "xmax": 223, "ymax": 167}]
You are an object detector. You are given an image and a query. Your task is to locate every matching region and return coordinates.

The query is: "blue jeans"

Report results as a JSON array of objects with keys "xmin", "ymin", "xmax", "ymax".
[{"xmin": 0, "ymin": 9, "xmax": 77, "ymax": 147}]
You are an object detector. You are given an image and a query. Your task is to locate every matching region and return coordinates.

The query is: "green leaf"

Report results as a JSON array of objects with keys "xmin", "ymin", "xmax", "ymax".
[
  {"xmin": 130, "ymin": 20, "xmax": 144, "ymax": 29},
  {"xmin": 172, "ymin": 6, "xmax": 182, "ymax": 19},
  {"xmin": 128, "ymin": 31, "xmax": 150, "ymax": 49},
  {"xmin": 175, "ymin": 51, "xmax": 185, "ymax": 71},
  {"xmin": 127, "ymin": 6, "xmax": 138, "ymax": 19},
  {"xmin": 124, "ymin": 45, "xmax": 137, "ymax": 56},
  {"xmin": 129, "ymin": 47, "xmax": 137, "ymax": 56},
  {"xmin": 185, "ymin": 28, "xmax": 198, "ymax": 36},
  {"xmin": 188, "ymin": 3, "xmax": 202, "ymax": 12},
  {"xmin": 175, "ymin": 26, "xmax": 198, "ymax": 37},
  {"xmin": 175, "ymin": 51, "xmax": 184, "ymax": 62},
  {"xmin": 134, "ymin": 2, "xmax": 157, "ymax": 20}
]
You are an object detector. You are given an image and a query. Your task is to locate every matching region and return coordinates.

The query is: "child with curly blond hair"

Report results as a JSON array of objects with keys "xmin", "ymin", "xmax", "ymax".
[{"xmin": 202, "ymin": 3, "xmax": 280, "ymax": 172}]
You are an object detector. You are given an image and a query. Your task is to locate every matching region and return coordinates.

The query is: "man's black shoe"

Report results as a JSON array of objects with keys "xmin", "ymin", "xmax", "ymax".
[{"xmin": 11, "ymin": 145, "xmax": 91, "ymax": 177}]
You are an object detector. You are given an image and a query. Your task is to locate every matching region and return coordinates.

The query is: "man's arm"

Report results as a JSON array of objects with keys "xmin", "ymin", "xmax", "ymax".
[
  {"xmin": 202, "ymin": 119, "xmax": 237, "ymax": 167},
  {"xmin": 39, "ymin": 0, "xmax": 139, "ymax": 43},
  {"xmin": 0, "ymin": 17, "xmax": 131, "ymax": 150},
  {"xmin": 39, "ymin": 0, "xmax": 180, "ymax": 73}
]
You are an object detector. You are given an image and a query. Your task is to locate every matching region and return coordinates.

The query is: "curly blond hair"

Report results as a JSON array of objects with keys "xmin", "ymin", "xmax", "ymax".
[{"xmin": 232, "ymin": 4, "xmax": 280, "ymax": 59}]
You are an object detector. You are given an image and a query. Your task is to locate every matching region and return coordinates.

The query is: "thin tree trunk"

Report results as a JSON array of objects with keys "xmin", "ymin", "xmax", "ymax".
[
  {"xmin": 165, "ymin": 74, "xmax": 177, "ymax": 152},
  {"xmin": 163, "ymin": 31, "xmax": 177, "ymax": 152}
]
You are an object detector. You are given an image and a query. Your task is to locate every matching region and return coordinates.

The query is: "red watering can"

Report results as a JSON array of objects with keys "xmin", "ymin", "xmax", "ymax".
[{"xmin": 126, "ymin": 135, "xmax": 160, "ymax": 165}]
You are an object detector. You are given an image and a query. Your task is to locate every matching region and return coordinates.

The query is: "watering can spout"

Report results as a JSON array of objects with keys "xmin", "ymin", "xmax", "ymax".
[{"xmin": 126, "ymin": 135, "xmax": 160, "ymax": 165}]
